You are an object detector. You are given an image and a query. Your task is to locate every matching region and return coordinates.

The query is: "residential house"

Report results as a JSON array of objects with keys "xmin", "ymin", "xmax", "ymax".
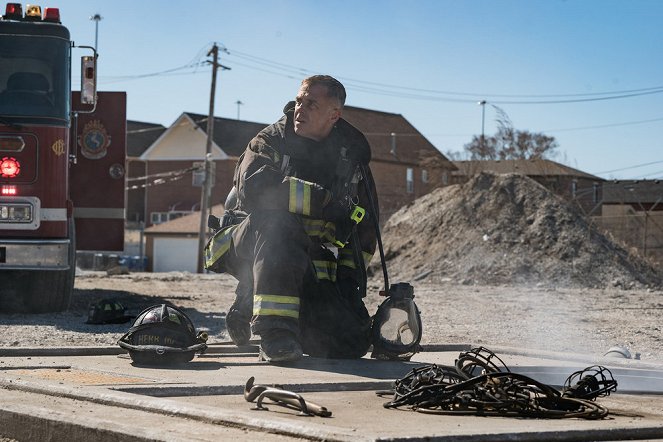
[
  {"xmin": 341, "ymin": 106, "xmax": 456, "ymax": 221},
  {"xmin": 138, "ymin": 112, "xmax": 266, "ymax": 227},
  {"xmin": 143, "ymin": 204, "xmax": 224, "ymax": 272},
  {"xmin": 596, "ymin": 180, "xmax": 663, "ymax": 265},
  {"xmin": 452, "ymin": 159, "xmax": 605, "ymax": 215},
  {"xmin": 126, "ymin": 120, "xmax": 167, "ymax": 224}
]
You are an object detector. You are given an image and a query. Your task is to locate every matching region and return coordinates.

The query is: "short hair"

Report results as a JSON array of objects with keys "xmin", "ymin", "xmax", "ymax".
[{"xmin": 301, "ymin": 75, "xmax": 346, "ymax": 107}]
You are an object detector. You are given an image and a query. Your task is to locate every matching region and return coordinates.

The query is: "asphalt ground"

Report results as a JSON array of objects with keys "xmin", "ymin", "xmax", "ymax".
[{"xmin": 2, "ymin": 343, "xmax": 663, "ymax": 441}]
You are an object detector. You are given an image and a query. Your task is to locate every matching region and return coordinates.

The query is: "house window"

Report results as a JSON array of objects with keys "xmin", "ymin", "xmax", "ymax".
[
  {"xmin": 192, "ymin": 161, "xmax": 215, "ymax": 187},
  {"xmin": 592, "ymin": 182, "xmax": 599, "ymax": 203},
  {"xmin": 150, "ymin": 210, "xmax": 193, "ymax": 225},
  {"xmin": 571, "ymin": 180, "xmax": 577, "ymax": 198},
  {"xmin": 421, "ymin": 169, "xmax": 429, "ymax": 184},
  {"xmin": 442, "ymin": 171, "xmax": 449, "ymax": 186},
  {"xmin": 406, "ymin": 168, "xmax": 414, "ymax": 194}
]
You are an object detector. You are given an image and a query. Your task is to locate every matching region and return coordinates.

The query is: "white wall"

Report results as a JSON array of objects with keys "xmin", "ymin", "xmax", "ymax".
[{"xmin": 152, "ymin": 237, "xmax": 198, "ymax": 273}]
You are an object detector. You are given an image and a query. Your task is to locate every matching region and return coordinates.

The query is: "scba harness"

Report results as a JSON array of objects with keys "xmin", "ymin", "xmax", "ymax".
[{"xmin": 118, "ymin": 304, "xmax": 208, "ymax": 365}]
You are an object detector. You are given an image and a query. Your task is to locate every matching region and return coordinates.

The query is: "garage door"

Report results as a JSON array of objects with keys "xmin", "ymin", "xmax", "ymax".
[{"xmin": 152, "ymin": 237, "xmax": 198, "ymax": 273}]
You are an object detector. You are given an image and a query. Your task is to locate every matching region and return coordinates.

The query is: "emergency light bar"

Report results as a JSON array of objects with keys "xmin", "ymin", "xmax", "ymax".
[
  {"xmin": 3, "ymin": 3, "xmax": 21, "ymax": 19},
  {"xmin": 24, "ymin": 3, "xmax": 40, "ymax": 20},
  {"xmin": 2, "ymin": 3, "xmax": 60, "ymax": 22}
]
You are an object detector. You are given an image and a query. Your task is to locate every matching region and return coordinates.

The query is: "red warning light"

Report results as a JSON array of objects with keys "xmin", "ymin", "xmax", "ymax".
[
  {"xmin": 0, "ymin": 157, "xmax": 20, "ymax": 178},
  {"xmin": 1, "ymin": 186, "xmax": 16, "ymax": 195}
]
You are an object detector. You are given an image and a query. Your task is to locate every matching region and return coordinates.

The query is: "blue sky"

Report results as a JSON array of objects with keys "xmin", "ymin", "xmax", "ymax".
[{"xmin": 54, "ymin": 0, "xmax": 662, "ymax": 179}]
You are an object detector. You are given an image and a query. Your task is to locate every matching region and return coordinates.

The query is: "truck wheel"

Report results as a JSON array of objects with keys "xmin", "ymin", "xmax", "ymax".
[
  {"xmin": 0, "ymin": 270, "xmax": 31, "ymax": 312},
  {"xmin": 24, "ymin": 219, "xmax": 76, "ymax": 313}
]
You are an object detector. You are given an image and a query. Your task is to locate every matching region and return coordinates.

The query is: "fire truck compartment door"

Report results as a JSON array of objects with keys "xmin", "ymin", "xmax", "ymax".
[{"xmin": 70, "ymin": 91, "xmax": 126, "ymax": 251}]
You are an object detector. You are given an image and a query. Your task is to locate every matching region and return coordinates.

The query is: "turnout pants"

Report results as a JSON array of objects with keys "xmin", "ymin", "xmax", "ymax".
[{"xmin": 218, "ymin": 210, "xmax": 371, "ymax": 359}]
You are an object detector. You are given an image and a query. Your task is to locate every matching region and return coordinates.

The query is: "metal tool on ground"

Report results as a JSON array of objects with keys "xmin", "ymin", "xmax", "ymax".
[{"xmin": 244, "ymin": 376, "xmax": 332, "ymax": 417}]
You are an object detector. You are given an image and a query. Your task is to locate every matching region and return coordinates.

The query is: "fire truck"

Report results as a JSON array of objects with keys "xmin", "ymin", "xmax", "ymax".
[{"xmin": 0, "ymin": 3, "xmax": 125, "ymax": 313}]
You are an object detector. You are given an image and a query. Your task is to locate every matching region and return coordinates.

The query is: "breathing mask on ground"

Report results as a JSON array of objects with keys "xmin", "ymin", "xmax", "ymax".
[{"xmin": 371, "ymin": 282, "xmax": 422, "ymax": 361}]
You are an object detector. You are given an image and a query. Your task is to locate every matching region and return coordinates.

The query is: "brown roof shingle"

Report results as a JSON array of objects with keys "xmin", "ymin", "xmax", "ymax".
[{"xmin": 342, "ymin": 106, "xmax": 453, "ymax": 167}]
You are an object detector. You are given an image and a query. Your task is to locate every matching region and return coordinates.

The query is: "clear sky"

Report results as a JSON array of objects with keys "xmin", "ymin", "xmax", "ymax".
[{"xmin": 53, "ymin": 0, "xmax": 663, "ymax": 180}]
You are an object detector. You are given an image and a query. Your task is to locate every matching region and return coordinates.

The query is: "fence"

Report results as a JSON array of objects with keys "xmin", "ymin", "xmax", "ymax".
[{"xmin": 592, "ymin": 211, "xmax": 663, "ymax": 268}]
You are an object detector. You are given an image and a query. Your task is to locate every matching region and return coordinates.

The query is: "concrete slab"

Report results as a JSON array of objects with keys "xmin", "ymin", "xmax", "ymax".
[{"xmin": 2, "ymin": 344, "xmax": 663, "ymax": 441}]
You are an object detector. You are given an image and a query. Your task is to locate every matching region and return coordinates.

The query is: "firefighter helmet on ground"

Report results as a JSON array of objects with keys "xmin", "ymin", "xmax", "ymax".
[
  {"xmin": 117, "ymin": 304, "xmax": 208, "ymax": 365},
  {"xmin": 86, "ymin": 299, "xmax": 131, "ymax": 324}
]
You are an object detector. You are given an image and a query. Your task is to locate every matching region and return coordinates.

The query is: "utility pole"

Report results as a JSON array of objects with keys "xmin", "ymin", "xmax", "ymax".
[
  {"xmin": 196, "ymin": 44, "xmax": 227, "ymax": 273},
  {"xmin": 235, "ymin": 100, "xmax": 243, "ymax": 120},
  {"xmin": 90, "ymin": 13, "xmax": 102, "ymax": 51},
  {"xmin": 478, "ymin": 100, "xmax": 486, "ymax": 152}
]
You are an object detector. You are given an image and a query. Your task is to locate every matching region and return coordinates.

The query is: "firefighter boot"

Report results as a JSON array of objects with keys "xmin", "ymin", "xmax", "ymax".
[
  {"xmin": 225, "ymin": 282, "xmax": 252, "ymax": 346},
  {"xmin": 258, "ymin": 330, "xmax": 303, "ymax": 363}
]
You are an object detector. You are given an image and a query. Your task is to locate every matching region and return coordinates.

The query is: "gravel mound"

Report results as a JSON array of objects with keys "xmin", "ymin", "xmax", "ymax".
[{"xmin": 377, "ymin": 171, "xmax": 663, "ymax": 289}]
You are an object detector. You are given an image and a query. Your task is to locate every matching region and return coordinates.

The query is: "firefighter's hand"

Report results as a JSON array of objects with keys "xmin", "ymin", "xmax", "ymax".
[{"xmin": 323, "ymin": 199, "xmax": 349, "ymax": 223}]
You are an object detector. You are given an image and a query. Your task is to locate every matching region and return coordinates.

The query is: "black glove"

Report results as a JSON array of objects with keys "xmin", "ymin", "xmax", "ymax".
[{"xmin": 323, "ymin": 199, "xmax": 350, "ymax": 224}]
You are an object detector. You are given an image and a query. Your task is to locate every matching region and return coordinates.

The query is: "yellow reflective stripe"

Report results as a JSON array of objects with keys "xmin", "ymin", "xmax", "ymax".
[
  {"xmin": 301, "ymin": 219, "xmax": 335, "ymax": 243},
  {"xmin": 313, "ymin": 260, "xmax": 337, "ymax": 282},
  {"xmin": 255, "ymin": 294, "xmax": 300, "ymax": 304},
  {"xmin": 363, "ymin": 251, "xmax": 374, "ymax": 267},
  {"xmin": 338, "ymin": 249, "xmax": 375, "ymax": 270},
  {"xmin": 288, "ymin": 179, "xmax": 298, "ymax": 214},
  {"xmin": 303, "ymin": 183, "xmax": 311, "ymax": 215},
  {"xmin": 204, "ymin": 225, "xmax": 236, "ymax": 268},
  {"xmin": 338, "ymin": 258, "xmax": 356, "ymax": 269},
  {"xmin": 253, "ymin": 294, "xmax": 300, "ymax": 319},
  {"xmin": 288, "ymin": 178, "xmax": 313, "ymax": 216},
  {"xmin": 321, "ymin": 222, "xmax": 336, "ymax": 243},
  {"xmin": 253, "ymin": 309, "xmax": 299, "ymax": 319},
  {"xmin": 302, "ymin": 218, "xmax": 325, "ymax": 236}
]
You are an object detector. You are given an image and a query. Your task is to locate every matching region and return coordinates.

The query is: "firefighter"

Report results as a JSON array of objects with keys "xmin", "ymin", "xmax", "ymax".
[{"xmin": 205, "ymin": 75, "xmax": 378, "ymax": 362}]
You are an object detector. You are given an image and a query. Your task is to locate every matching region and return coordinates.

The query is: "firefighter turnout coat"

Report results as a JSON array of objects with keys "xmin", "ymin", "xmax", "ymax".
[{"xmin": 205, "ymin": 102, "xmax": 378, "ymax": 358}]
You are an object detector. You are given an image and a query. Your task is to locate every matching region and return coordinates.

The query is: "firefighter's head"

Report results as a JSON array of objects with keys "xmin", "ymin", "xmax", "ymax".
[{"xmin": 294, "ymin": 75, "xmax": 345, "ymax": 142}]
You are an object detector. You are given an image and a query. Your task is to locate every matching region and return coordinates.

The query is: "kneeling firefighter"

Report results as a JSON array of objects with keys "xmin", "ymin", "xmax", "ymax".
[{"xmin": 204, "ymin": 75, "xmax": 378, "ymax": 362}]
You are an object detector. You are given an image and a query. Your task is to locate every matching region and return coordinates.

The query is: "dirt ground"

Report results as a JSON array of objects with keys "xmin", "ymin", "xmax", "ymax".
[{"xmin": 0, "ymin": 270, "xmax": 661, "ymax": 365}]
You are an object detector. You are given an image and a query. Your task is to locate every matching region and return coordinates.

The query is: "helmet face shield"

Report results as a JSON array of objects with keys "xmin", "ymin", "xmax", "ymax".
[
  {"xmin": 371, "ymin": 283, "xmax": 422, "ymax": 361},
  {"xmin": 376, "ymin": 298, "xmax": 420, "ymax": 348},
  {"xmin": 118, "ymin": 304, "xmax": 208, "ymax": 366}
]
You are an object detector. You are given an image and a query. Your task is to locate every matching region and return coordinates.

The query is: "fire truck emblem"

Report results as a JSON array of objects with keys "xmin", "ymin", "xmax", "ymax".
[
  {"xmin": 51, "ymin": 139, "xmax": 66, "ymax": 156},
  {"xmin": 79, "ymin": 119, "xmax": 111, "ymax": 159}
]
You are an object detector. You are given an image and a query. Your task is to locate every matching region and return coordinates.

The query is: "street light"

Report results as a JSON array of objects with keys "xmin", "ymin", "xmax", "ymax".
[
  {"xmin": 90, "ymin": 13, "xmax": 102, "ymax": 51},
  {"xmin": 235, "ymin": 100, "xmax": 243, "ymax": 120},
  {"xmin": 478, "ymin": 100, "xmax": 487, "ymax": 150}
]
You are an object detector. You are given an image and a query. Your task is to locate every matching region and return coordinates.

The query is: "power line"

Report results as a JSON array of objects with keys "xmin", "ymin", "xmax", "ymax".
[
  {"xmin": 543, "ymin": 117, "xmax": 663, "ymax": 133},
  {"xmin": 95, "ymin": 45, "xmax": 663, "ymax": 105},
  {"xmin": 225, "ymin": 48, "xmax": 663, "ymax": 100},
  {"xmin": 595, "ymin": 160, "xmax": 663, "ymax": 174}
]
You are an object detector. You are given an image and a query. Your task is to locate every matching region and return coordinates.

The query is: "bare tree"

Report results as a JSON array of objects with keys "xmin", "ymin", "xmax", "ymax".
[{"xmin": 464, "ymin": 106, "xmax": 558, "ymax": 160}]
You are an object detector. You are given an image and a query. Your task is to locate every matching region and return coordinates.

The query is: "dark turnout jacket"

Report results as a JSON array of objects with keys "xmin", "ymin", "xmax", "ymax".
[{"xmin": 233, "ymin": 101, "xmax": 378, "ymax": 279}]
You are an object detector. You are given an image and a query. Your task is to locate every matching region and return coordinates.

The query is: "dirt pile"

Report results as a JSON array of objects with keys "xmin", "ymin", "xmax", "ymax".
[{"xmin": 377, "ymin": 172, "xmax": 662, "ymax": 289}]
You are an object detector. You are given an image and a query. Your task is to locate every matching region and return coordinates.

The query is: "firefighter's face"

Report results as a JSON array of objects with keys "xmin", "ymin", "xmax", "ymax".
[{"xmin": 294, "ymin": 83, "xmax": 341, "ymax": 141}]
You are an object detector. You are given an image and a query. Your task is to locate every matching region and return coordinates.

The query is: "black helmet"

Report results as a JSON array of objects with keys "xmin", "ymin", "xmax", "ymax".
[
  {"xmin": 118, "ymin": 304, "xmax": 208, "ymax": 365},
  {"xmin": 86, "ymin": 299, "xmax": 131, "ymax": 324}
]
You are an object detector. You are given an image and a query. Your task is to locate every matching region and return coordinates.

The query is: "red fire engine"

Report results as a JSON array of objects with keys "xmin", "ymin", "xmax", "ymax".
[{"xmin": 0, "ymin": 3, "xmax": 125, "ymax": 312}]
